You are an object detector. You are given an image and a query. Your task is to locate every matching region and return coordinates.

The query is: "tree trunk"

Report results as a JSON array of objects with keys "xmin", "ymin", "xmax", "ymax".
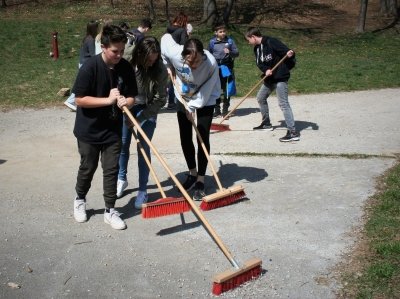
[
  {"xmin": 203, "ymin": 0, "xmax": 218, "ymax": 26},
  {"xmin": 357, "ymin": 0, "xmax": 368, "ymax": 33},
  {"xmin": 222, "ymin": 0, "xmax": 234, "ymax": 25},
  {"xmin": 1, "ymin": 0, "xmax": 6, "ymax": 8},
  {"xmin": 147, "ymin": 0, "xmax": 157, "ymax": 21},
  {"xmin": 380, "ymin": 0, "xmax": 398, "ymax": 15},
  {"xmin": 165, "ymin": 0, "xmax": 170, "ymax": 24}
]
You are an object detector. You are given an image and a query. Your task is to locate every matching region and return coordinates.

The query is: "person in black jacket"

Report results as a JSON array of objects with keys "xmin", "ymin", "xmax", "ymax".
[{"xmin": 245, "ymin": 27, "xmax": 300, "ymax": 142}]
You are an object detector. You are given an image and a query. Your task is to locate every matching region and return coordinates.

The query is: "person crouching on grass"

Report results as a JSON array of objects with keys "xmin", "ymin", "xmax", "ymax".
[
  {"xmin": 245, "ymin": 27, "xmax": 300, "ymax": 142},
  {"xmin": 72, "ymin": 24, "xmax": 138, "ymax": 230},
  {"xmin": 161, "ymin": 35, "xmax": 220, "ymax": 200}
]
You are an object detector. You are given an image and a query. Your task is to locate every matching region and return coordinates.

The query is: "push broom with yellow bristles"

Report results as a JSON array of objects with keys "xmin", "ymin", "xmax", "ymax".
[
  {"xmin": 122, "ymin": 106, "xmax": 263, "ymax": 295},
  {"xmin": 211, "ymin": 54, "xmax": 289, "ymax": 132},
  {"xmin": 129, "ymin": 128, "xmax": 190, "ymax": 218},
  {"xmin": 170, "ymin": 74, "xmax": 246, "ymax": 210}
]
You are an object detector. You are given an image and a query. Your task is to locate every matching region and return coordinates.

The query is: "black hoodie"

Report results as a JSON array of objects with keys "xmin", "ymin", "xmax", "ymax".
[
  {"xmin": 254, "ymin": 36, "xmax": 296, "ymax": 84},
  {"xmin": 166, "ymin": 25, "xmax": 188, "ymax": 45}
]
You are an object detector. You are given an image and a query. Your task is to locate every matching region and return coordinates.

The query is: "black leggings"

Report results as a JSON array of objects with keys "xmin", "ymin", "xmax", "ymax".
[{"xmin": 176, "ymin": 102, "xmax": 215, "ymax": 176}]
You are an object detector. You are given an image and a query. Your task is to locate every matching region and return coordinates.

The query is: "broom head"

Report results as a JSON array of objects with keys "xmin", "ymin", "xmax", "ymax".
[
  {"xmin": 210, "ymin": 122, "xmax": 231, "ymax": 131},
  {"xmin": 200, "ymin": 185, "xmax": 245, "ymax": 211},
  {"xmin": 212, "ymin": 258, "xmax": 262, "ymax": 295},
  {"xmin": 142, "ymin": 197, "xmax": 190, "ymax": 218}
]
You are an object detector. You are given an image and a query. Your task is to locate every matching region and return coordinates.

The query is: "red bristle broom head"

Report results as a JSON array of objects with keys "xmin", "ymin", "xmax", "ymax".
[
  {"xmin": 212, "ymin": 258, "xmax": 262, "ymax": 295},
  {"xmin": 210, "ymin": 123, "xmax": 231, "ymax": 131},
  {"xmin": 142, "ymin": 197, "xmax": 190, "ymax": 218},
  {"xmin": 200, "ymin": 187, "xmax": 245, "ymax": 211}
]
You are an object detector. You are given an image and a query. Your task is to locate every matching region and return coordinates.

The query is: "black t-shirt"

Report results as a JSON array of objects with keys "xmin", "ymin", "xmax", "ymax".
[{"xmin": 73, "ymin": 54, "xmax": 137, "ymax": 144}]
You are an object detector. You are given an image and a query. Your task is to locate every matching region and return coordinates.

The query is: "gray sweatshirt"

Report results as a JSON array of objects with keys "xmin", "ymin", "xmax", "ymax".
[{"xmin": 160, "ymin": 34, "xmax": 221, "ymax": 112}]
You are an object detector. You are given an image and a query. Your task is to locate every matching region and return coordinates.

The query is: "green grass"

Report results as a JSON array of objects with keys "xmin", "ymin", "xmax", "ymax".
[
  {"xmin": 0, "ymin": 2, "xmax": 399, "ymax": 108},
  {"xmin": 339, "ymin": 161, "xmax": 400, "ymax": 299}
]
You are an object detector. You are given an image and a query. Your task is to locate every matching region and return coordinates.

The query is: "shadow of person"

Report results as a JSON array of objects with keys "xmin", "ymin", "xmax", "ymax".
[
  {"xmin": 204, "ymin": 162, "xmax": 268, "ymax": 194},
  {"xmin": 277, "ymin": 120, "xmax": 319, "ymax": 132},
  {"xmin": 228, "ymin": 107, "xmax": 259, "ymax": 117}
]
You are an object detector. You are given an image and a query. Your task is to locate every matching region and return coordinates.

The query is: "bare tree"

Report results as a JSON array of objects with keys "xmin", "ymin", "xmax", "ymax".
[
  {"xmin": 147, "ymin": 0, "xmax": 157, "ymax": 21},
  {"xmin": 202, "ymin": 0, "xmax": 218, "ymax": 26},
  {"xmin": 222, "ymin": 0, "xmax": 234, "ymax": 25},
  {"xmin": 357, "ymin": 0, "xmax": 368, "ymax": 33},
  {"xmin": 165, "ymin": 0, "xmax": 171, "ymax": 23},
  {"xmin": 375, "ymin": 0, "xmax": 399, "ymax": 31},
  {"xmin": 380, "ymin": 0, "xmax": 398, "ymax": 15}
]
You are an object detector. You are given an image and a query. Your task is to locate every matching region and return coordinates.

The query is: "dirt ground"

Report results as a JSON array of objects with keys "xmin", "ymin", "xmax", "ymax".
[{"xmin": 0, "ymin": 89, "xmax": 399, "ymax": 298}]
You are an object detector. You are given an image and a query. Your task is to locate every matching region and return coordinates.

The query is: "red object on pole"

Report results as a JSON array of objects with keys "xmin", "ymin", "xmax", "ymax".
[{"xmin": 51, "ymin": 31, "xmax": 59, "ymax": 60}]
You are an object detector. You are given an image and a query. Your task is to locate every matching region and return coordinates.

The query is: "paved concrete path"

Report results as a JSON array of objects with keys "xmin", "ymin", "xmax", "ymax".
[{"xmin": 0, "ymin": 88, "xmax": 399, "ymax": 298}]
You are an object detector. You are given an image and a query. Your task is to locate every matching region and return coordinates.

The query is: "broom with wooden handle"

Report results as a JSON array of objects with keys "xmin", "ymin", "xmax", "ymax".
[
  {"xmin": 169, "ymin": 74, "xmax": 245, "ymax": 210},
  {"xmin": 211, "ymin": 54, "xmax": 289, "ymax": 132},
  {"xmin": 129, "ymin": 128, "xmax": 190, "ymax": 218},
  {"xmin": 122, "ymin": 106, "xmax": 262, "ymax": 295}
]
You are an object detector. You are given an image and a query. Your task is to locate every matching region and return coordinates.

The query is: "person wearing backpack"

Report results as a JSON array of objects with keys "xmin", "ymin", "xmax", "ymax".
[
  {"xmin": 245, "ymin": 27, "xmax": 299, "ymax": 142},
  {"xmin": 122, "ymin": 18, "xmax": 153, "ymax": 62},
  {"xmin": 208, "ymin": 23, "xmax": 239, "ymax": 117}
]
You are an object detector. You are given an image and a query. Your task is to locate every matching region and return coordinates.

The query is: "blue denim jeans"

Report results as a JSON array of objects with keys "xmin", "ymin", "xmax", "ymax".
[
  {"xmin": 256, "ymin": 81, "xmax": 296, "ymax": 131},
  {"xmin": 118, "ymin": 106, "xmax": 157, "ymax": 191}
]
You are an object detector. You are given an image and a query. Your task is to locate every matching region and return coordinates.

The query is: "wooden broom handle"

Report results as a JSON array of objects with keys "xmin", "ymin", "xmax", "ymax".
[
  {"xmin": 122, "ymin": 106, "xmax": 240, "ymax": 269},
  {"xmin": 218, "ymin": 53, "xmax": 289, "ymax": 124},
  {"xmin": 131, "ymin": 127, "xmax": 167, "ymax": 198},
  {"xmin": 169, "ymin": 74, "xmax": 224, "ymax": 191}
]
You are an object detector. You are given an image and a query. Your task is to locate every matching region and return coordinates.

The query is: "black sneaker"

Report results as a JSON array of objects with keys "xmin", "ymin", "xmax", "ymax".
[
  {"xmin": 166, "ymin": 103, "xmax": 176, "ymax": 110},
  {"xmin": 253, "ymin": 123, "xmax": 273, "ymax": 131},
  {"xmin": 180, "ymin": 174, "xmax": 197, "ymax": 191},
  {"xmin": 279, "ymin": 130, "xmax": 300, "ymax": 142},
  {"xmin": 192, "ymin": 182, "xmax": 206, "ymax": 201},
  {"xmin": 213, "ymin": 110, "xmax": 222, "ymax": 118}
]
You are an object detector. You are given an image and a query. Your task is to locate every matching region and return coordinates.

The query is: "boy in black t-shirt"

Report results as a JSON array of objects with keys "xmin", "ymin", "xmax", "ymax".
[{"xmin": 72, "ymin": 24, "xmax": 138, "ymax": 230}]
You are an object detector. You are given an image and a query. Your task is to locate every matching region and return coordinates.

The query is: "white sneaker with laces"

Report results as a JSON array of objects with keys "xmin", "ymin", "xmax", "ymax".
[
  {"xmin": 116, "ymin": 179, "xmax": 128, "ymax": 198},
  {"xmin": 104, "ymin": 208, "xmax": 126, "ymax": 230},
  {"xmin": 73, "ymin": 198, "xmax": 87, "ymax": 223},
  {"xmin": 135, "ymin": 191, "xmax": 148, "ymax": 210}
]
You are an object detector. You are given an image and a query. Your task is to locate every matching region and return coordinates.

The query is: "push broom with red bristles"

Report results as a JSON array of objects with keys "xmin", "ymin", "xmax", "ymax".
[
  {"xmin": 170, "ymin": 74, "xmax": 246, "ymax": 210},
  {"xmin": 211, "ymin": 54, "xmax": 289, "ymax": 132},
  {"xmin": 129, "ymin": 128, "xmax": 190, "ymax": 218},
  {"xmin": 122, "ymin": 106, "xmax": 263, "ymax": 295}
]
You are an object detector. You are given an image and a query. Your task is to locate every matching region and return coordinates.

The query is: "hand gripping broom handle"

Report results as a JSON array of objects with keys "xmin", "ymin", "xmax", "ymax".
[
  {"xmin": 218, "ymin": 53, "xmax": 289, "ymax": 124},
  {"xmin": 170, "ymin": 74, "xmax": 224, "ymax": 191},
  {"xmin": 131, "ymin": 128, "xmax": 166, "ymax": 198},
  {"xmin": 122, "ymin": 106, "xmax": 240, "ymax": 269}
]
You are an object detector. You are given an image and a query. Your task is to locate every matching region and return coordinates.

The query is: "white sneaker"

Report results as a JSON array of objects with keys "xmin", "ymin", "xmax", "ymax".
[
  {"xmin": 135, "ymin": 191, "xmax": 148, "ymax": 210},
  {"xmin": 64, "ymin": 100, "xmax": 77, "ymax": 111},
  {"xmin": 104, "ymin": 208, "xmax": 126, "ymax": 230},
  {"xmin": 116, "ymin": 179, "xmax": 128, "ymax": 198},
  {"xmin": 73, "ymin": 198, "xmax": 87, "ymax": 223}
]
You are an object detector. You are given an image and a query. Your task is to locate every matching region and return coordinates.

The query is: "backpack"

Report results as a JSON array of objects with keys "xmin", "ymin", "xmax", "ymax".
[
  {"xmin": 122, "ymin": 31, "xmax": 139, "ymax": 62},
  {"xmin": 209, "ymin": 36, "xmax": 234, "ymax": 53}
]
